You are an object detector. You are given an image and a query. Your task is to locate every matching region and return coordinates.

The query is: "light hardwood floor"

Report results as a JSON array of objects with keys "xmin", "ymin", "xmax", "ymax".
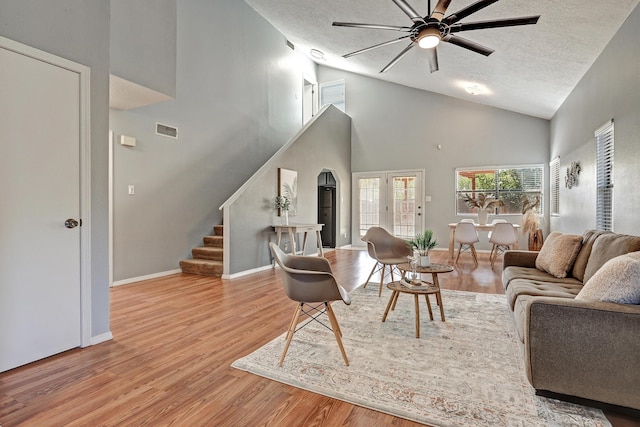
[{"xmin": 1, "ymin": 249, "xmax": 638, "ymax": 426}]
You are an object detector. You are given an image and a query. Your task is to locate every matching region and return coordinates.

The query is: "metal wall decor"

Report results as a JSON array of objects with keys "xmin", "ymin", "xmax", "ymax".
[{"xmin": 565, "ymin": 161, "xmax": 581, "ymax": 189}]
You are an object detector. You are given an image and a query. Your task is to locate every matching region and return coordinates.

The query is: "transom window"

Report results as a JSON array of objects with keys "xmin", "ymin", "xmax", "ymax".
[{"xmin": 455, "ymin": 165, "xmax": 544, "ymax": 215}]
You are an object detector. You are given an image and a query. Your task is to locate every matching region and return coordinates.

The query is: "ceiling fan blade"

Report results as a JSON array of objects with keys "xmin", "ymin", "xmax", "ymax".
[
  {"xmin": 430, "ymin": 0, "xmax": 452, "ymax": 22},
  {"xmin": 391, "ymin": 0, "xmax": 427, "ymax": 24},
  {"xmin": 426, "ymin": 47, "xmax": 439, "ymax": 73},
  {"xmin": 443, "ymin": 0, "xmax": 499, "ymax": 25},
  {"xmin": 449, "ymin": 16, "xmax": 540, "ymax": 33},
  {"xmin": 380, "ymin": 43, "xmax": 415, "ymax": 73},
  {"xmin": 443, "ymin": 34, "xmax": 494, "ymax": 56},
  {"xmin": 332, "ymin": 22, "xmax": 412, "ymax": 32},
  {"xmin": 343, "ymin": 35, "xmax": 412, "ymax": 58}
]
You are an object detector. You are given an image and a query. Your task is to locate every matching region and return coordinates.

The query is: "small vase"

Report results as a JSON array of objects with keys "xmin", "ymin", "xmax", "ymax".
[
  {"xmin": 282, "ymin": 210, "xmax": 289, "ymax": 225},
  {"xmin": 419, "ymin": 255, "xmax": 430, "ymax": 267},
  {"xmin": 477, "ymin": 209, "xmax": 489, "ymax": 225}
]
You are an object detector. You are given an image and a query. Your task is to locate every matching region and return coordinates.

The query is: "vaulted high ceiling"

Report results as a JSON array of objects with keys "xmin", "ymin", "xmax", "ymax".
[{"xmin": 245, "ymin": 0, "xmax": 640, "ymax": 119}]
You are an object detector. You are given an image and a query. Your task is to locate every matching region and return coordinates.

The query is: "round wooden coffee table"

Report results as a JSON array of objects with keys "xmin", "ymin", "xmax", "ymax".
[{"xmin": 382, "ymin": 263, "xmax": 453, "ymax": 338}]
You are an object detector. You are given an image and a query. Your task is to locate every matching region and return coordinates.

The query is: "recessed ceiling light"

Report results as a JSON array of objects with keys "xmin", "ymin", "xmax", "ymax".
[
  {"xmin": 465, "ymin": 85, "xmax": 485, "ymax": 96},
  {"xmin": 310, "ymin": 49, "xmax": 325, "ymax": 59}
]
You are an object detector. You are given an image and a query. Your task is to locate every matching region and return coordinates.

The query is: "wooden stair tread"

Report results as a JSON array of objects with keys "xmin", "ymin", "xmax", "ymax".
[
  {"xmin": 181, "ymin": 225, "xmax": 224, "ymax": 277},
  {"xmin": 203, "ymin": 235, "xmax": 223, "ymax": 248},
  {"xmin": 192, "ymin": 246, "xmax": 223, "ymax": 261},
  {"xmin": 179, "ymin": 259, "xmax": 223, "ymax": 277}
]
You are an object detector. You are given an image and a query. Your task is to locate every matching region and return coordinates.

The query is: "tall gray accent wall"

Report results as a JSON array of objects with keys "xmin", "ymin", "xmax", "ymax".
[
  {"xmin": 227, "ymin": 105, "xmax": 352, "ymax": 274},
  {"xmin": 0, "ymin": 1, "xmax": 111, "ymax": 337},
  {"xmin": 110, "ymin": 0, "xmax": 177, "ymax": 97},
  {"xmin": 318, "ymin": 67, "xmax": 550, "ymax": 250},
  {"xmin": 109, "ymin": 0, "xmax": 317, "ymax": 281},
  {"xmin": 550, "ymin": 4, "xmax": 640, "ymax": 235}
]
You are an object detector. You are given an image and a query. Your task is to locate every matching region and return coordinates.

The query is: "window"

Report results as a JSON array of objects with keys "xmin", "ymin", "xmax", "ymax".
[
  {"xmin": 319, "ymin": 80, "xmax": 345, "ymax": 113},
  {"xmin": 455, "ymin": 165, "xmax": 544, "ymax": 215},
  {"xmin": 550, "ymin": 157, "xmax": 560, "ymax": 216},
  {"xmin": 596, "ymin": 120, "xmax": 614, "ymax": 231}
]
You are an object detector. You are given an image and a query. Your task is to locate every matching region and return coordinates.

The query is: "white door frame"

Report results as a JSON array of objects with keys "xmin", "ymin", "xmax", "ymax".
[
  {"xmin": 352, "ymin": 169, "xmax": 425, "ymax": 246},
  {"xmin": 1, "ymin": 36, "xmax": 92, "ymax": 347}
]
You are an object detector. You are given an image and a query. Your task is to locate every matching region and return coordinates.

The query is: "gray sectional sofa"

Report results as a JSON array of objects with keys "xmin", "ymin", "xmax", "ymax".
[{"xmin": 502, "ymin": 229, "xmax": 640, "ymax": 411}]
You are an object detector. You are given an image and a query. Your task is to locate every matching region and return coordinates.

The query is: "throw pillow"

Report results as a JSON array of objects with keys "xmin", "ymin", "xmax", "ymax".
[
  {"xmin": 576, "ymin": 251, "xmax": 640, "ymax": 304},
  {"xmin": 535, "ymin": 231, "xmax": 583, "ymax": 278}
]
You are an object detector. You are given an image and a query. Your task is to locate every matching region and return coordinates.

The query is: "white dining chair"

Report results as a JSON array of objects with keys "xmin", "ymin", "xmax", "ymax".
[
  {"xmin": 461, "ymin": 218, "xmax": 475, "ymax": 223},
  {"xmin": 488, "ymin": 222, "xmax": 518, "ymax": 267},
  {"xmin": 454, "ymin": 222, "xmax": 480, "ymax": 266},
  {"xmin": 487, "ymin": 218, "xmax": 507, "ymax": 239}
]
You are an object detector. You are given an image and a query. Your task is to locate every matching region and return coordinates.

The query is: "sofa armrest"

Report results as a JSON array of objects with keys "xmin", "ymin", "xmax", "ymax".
[
  {"xmin": 503, "ymin": 250, "xmax": 538, "ymax": 269},
  {"xmin": 524, "ymin": 297, "xmax": 640, "ymax": 410}
]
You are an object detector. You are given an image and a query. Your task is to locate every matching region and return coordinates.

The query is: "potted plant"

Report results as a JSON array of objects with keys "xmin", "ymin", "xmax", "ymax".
[
  {"xmin": 461, "ymin": 193, "xmax": 504, "ymax": 225},
  {"xmin": 408, "ymin": 229, "xmax": 438, "ymax": 267},
  {"xmin": 275, "ymin": 195, "xmax": 291, "ymax": 225},
  {"xmin": 521, "ymin": 195, "xmax": 543, "ymax": 250}
]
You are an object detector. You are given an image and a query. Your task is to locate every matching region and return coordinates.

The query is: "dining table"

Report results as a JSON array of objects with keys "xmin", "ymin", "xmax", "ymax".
[{"xmin": 447, "ymin": 222, "xmax": 520, "ymax": 264}]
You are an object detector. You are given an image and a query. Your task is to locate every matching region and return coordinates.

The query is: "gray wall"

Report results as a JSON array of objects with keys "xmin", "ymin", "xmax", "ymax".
[
  {"xmin": 318, "ymin": 66, "xmax": 550, "ymax": 250},
  {"xmin": 110, "ymin": 0, "xmax": 177, "ymax": 97},
  {"xmin": 227, "ymin": 105, "xmax": 352, "ymax": 274},
  {"xmin": 0, "ymin": 1, "xmax": 111, "ymax": 336},
  {"xmin": 109, "ymin": 0, "xmax": 316, "ymax": 281},
  {"xmin": 550, "ymin": 4, "xmax": 640, "ymax": 235}
]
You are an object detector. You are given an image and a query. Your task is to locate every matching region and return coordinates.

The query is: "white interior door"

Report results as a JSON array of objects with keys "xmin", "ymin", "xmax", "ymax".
[
  {"xmin": 353, "ymin": 170, "xmax": 424, "ymax": 245},
  {"xmin": 0, "ymin": 43, "xmax": 83, "ymax": 372}
]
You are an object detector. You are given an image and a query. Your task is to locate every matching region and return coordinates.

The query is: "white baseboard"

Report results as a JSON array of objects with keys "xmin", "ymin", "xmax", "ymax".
[
  {"xmin": 111, "ymin": 269, "xmax": 182, "ymax": 287},
  {"xmin": 89, "ymin": 331, "xmax": 113, "ymax": 346},
  {"xmin": 222, "ymin": 263, "xmax": 274, "ymax": 280}
]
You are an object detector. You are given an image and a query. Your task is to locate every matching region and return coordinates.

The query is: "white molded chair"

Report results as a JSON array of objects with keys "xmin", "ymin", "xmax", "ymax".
[
  {"xmin": 461, "ymin": 218, "xmax": 475, "ymax": 223},
  {"xmin": 487, "ymin": 218, "xmax": 507, "ymax": 239},
  {"xmin": 269, "ymin": 242, "xmax": 351, "ymax": 366},
  {"xmin": 454, "ymin": 222, "xmax": 480, "ymax": 266},
  {"xmin": 361, "ymin": 227, "xmax": 412, "ymax": 297},
  {"xmin": 488, "ymin": 222, "xmax": 518, "ymax": 267}
]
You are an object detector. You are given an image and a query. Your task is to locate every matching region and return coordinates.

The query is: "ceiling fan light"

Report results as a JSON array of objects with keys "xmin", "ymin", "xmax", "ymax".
[{"xmin": 417, "ymin": 28, "xmax": 441, "ymax": 49}]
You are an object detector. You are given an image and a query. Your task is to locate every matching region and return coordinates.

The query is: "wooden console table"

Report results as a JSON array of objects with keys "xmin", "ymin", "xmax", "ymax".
[{"xmin": 272, "ymin": 223, "xmax": 324, "ymax": 262}]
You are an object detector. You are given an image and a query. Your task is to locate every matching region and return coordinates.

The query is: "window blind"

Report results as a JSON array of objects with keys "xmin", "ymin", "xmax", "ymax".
[
  {"xmin": 595, "ymin": 120, "xmax": 614, "ymax": 231},
  {"xmin": 550, "ymin": 157, "xmax": 560, "ymax": 216}
]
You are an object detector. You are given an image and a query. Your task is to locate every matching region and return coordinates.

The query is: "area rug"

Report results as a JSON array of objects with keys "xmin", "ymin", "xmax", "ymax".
[{"xmin": 232, "ymin": 286, "xmax": 610, "ymax": 427}]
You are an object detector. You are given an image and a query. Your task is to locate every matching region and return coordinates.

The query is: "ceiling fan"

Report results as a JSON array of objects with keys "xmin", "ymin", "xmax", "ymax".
[{"xmin": 333, "ymin": 0, "xmax": 540, "ymax": 73}]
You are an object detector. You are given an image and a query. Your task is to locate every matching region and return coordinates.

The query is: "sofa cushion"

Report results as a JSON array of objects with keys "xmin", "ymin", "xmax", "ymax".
[
  {"xmin": 583, "ymin": 233, "xmax": 640, "ymax": 283},
  {"xmin": 505, "ymin": 279, "xmax": 582, "ymax": 310},
  {"xmin": 503, "ymin": 266, "xmax": 582, "ymax": 290},
  {"xmin": 577, "ymin": 252, "xmax": 640, "ymax": 304},
  {"xmin": 535, "ymin": 232, "xmax": 583, "ymax": 278},
  {"xmin": 571, "ymin": 230, "xmax": 610, "ymax": 282}
]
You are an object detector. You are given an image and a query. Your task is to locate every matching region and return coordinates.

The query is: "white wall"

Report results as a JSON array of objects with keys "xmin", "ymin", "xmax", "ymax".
[
  {"xmin": 550, "ymin": 4, "xmax": 640, "ymax": 235},
  {"xmin": 109, "ymin": 0, "xmax": 317, "ymax": 281},
  {"xmin": 318, "ymin": 66, "xmax": 550, "ymax": 250}
]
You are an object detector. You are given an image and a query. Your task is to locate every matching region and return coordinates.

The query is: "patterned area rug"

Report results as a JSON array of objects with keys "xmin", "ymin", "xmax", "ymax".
[{"xmin": 232, "ymin": 286, "xmax": 610, "ymax": 426}]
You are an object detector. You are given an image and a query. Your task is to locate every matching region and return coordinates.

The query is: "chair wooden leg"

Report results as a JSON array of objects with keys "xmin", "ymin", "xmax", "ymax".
[
  {"xmin": 470, "ymin": 245, "xmax": 479, "ymax": 266},
  {"xmin": 455, "ymin": 244, "xmax": 463, "ymax": 265},
  {"xmin": 378, "ymin": 264, "xmax": 386, "ymax": 297},
  {"xmin": 279, "ymin": 303, "xmax": 302, "ymax": 366},
  {"xmin": 363, "ymin": 262, "xmax": 380, "ymax": 288},
  {"xmin": 326, "ymin": 303, "xmax": 349, "ymax": 366},
  {"xmin": 326, "ymin": 302, "xmax": 342, "ymax": 337}
]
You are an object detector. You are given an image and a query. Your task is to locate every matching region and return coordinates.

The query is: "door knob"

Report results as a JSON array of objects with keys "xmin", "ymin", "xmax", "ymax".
[{"xmin": 65, "ymin": 219, "xmax": 79, "ymax": 229}]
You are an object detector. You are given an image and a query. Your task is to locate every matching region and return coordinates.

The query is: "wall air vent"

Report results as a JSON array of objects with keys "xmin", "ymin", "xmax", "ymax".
[
  {"xmin": 156, "ymin": 122, "xmax": 178, "ymax": 139},
  {"xmin": 286, "ymin": 39, "xmax": 295, "ymax": 50}
]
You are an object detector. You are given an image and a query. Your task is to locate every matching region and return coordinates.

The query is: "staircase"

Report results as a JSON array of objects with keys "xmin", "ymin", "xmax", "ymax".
[{"xmin": 179, "ymin": 225, "xmax": 223, "ymax": 277}]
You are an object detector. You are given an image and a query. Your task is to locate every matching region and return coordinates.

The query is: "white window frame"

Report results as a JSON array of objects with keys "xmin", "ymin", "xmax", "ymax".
[
  {"xmin": 455, "ymin": 164, "xmax": 544, "ymax": 216},
  {"xmin": 595, "ymin": 120, "xmax": 614, "ymax": 231},
  {"xmin": 319, "ymin": 79, "xmax": 345, "ymax": 113},
  {"xmin": 550, "ymin": 157, "xmax": 560, "ymax": 216}
]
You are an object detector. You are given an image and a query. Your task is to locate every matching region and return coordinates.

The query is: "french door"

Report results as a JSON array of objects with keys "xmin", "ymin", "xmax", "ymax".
[{"xmin": 353, "ymin": 170, "xmax": 424, "ymax": 245}]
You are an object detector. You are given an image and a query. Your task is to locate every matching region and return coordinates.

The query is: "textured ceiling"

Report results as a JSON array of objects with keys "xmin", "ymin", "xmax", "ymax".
[{"xmin": 245, "ymin": 0, "xmax": 639, "ymax": 119}]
